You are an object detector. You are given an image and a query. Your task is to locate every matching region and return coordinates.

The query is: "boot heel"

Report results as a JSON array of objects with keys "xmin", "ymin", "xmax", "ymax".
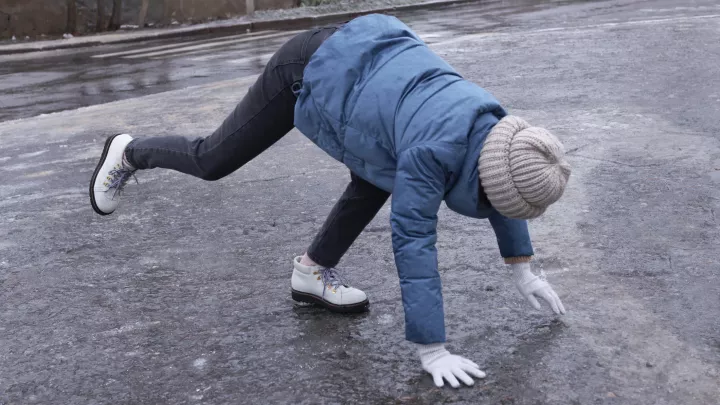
[{"xmin": 291, "ymin": 289, "xmax": 316, "ymax": 304}]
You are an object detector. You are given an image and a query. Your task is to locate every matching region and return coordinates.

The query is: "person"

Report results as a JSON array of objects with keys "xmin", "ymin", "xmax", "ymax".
[{"xmin": 89, "ymin": 14, "xmax": 571, "ymax": 388}]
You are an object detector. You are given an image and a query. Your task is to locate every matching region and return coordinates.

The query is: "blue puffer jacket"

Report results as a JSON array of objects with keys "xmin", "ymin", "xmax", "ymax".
[{"xmin": 295, "ymin": 15, "xmax": 534, "ymax": 344}]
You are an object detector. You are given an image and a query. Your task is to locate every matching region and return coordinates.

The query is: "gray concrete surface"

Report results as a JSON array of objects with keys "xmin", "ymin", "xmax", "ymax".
[{"xmin": 1, "ymin": 0, "xmax": 720, "ymax": 404}]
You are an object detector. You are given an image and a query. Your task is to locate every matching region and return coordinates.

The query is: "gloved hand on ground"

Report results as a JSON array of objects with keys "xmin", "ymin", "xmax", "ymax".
[
  {"xmin": 418, "ymin": 343, "xmax": 486, "ymax": 388},
  {"xmin": 512, "ymin": 262, "xmax": 566, "ymax": 315}
]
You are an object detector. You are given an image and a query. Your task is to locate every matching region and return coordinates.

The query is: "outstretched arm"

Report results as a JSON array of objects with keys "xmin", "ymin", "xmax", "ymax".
[
  {"xmin": 391, "ymin": 145, "xmax": 486, "ymax": 388},
  {"xmin": 488, "ymin": 211, "xmax": 565, "ymax": 315}
]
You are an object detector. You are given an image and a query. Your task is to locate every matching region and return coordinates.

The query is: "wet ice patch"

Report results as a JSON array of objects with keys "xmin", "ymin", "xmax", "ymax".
[
  {"xmin": 17, "ymin": 149, "xmax": 48, "ymax": 159},
  {"xmin": 0, "ymin": 162, "xmax": 33, "ymax": 172},
  {"xmin": 98, "ymin": 321, "xmax": 160, "ymax": 337},
  {"xmin": 115, "ymin": 213, "xmax": 140, "ymax": 223},
  {"xmin": 22, "ymin": 170, "xmax": 55, "ymax": 178},
  {"xmin": 0, "ymin": 241, "xmax": 17, "ymax": 250},
  {"xmin": 193, "ymin": 358, "xmax": 207, "ymax": 369},
  {"xmin": 377, "ymin": 314, "xmax": 394, "ymax": 325},
  {"xmin": 0, "ymin": 72, "xmax": 71, "ymax": 91}
]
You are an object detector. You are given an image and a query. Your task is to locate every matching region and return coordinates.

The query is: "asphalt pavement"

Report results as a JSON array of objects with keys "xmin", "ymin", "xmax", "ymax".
[{"xmin": 1, "ymin": 0, "xmax": 719, "ymax": 404}]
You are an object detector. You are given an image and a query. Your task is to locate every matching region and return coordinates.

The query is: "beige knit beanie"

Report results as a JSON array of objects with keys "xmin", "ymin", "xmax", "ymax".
[{"xmin": 479, "ymin": 116, "xmax": 571, "ymax": 219}]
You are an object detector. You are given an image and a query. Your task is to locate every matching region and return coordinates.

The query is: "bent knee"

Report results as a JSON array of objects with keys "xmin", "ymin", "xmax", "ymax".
[
  {"xmin": 198, "ymin": 168, "xmax": 225, "ymax": 181},
  {"xmin": 194, "ymin": 161, "xmax": 228, "ymax": 181}
]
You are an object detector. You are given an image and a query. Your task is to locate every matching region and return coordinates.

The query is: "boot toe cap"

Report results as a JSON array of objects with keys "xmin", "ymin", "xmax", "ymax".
[
  {"xmin": 92, "ymin": 190, "xmax": 119, "ymax": 214},
  {"xmin": 340, "ymin": 287, "xmax": 368, "ymax": 305}
]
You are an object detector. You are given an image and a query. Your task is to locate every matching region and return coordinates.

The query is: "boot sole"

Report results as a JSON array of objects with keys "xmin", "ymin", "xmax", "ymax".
[
  {"xmin": 89, "ymin": 133, "xmax": 122, "ymax": 216},
  {"xmin": 291, "ymin": 289, "xmax": 369, "ymax": 313}
]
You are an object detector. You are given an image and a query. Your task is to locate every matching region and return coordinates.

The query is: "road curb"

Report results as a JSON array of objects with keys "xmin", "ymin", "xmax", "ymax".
[{"xmin": 0, "ymin": 0, "xmax": 476, "ymax": 55}]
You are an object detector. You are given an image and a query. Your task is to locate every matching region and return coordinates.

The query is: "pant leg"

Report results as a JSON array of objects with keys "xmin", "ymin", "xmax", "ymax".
[
  {"xmin": 306, "ymin": 173, "xmax": 391, "ymax": 268},
  {"xmin": 124, "ymin": 26, "xmax": 338, "ymax": 181}
]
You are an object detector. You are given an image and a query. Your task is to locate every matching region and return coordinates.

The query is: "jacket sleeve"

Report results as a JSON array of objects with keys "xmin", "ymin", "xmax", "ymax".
[
  {"xmin": 488, "ymin": 210, "xmax": 534, "ymax": 264},
  {"xmin": 390, "ymin": 145, "xmax": 448, "ymax": 344}
]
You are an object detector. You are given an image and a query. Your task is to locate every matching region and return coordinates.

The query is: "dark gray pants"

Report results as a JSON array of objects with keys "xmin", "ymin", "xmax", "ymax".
[{"xmin": 124, "ymin": 26, "xmax": 390, "ymax": 268}]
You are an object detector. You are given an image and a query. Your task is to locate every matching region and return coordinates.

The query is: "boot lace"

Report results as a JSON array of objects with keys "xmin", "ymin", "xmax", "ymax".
[
  {"xmin": 318, "ymin": 267, "xmax": 350, "ymax": 297},
  {"xmin": 105, "ymin": 164, "xmax": 137, "ymax": 199}
]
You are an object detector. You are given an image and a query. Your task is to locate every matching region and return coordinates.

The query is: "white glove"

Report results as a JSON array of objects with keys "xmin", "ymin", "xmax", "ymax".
[
  {"xmin": 512, "ymin": 262, "xmax": 566, "ymax": 315},
  {"xmin": 417, "ymin": 343, "xmax": 486, "ymax": 388}
]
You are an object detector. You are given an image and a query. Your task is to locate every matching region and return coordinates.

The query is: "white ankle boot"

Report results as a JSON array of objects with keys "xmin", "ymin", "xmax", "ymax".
[
  {"xmin": 90, "ymin": 134, "xmax": 135, "ymax": 215},
  {"xmin": 291, "ymin": 257, "xmax": 369, "ymax": 313}
]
